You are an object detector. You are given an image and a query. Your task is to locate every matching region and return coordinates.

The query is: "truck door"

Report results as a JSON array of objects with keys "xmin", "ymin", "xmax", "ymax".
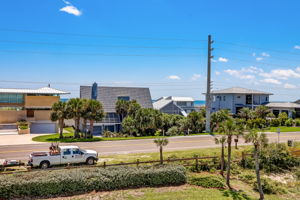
[
  {"xmin": 72, "ymin": 148, "xmax": 84, "ymax": 163},
  {"xmin": 61, "ymin": 148, "xmax": 73, "ymax": 164}
]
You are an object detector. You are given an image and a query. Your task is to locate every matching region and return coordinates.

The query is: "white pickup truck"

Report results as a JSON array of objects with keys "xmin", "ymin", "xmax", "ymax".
[{"xmin": 28, "ymin": 145, "xmax": 98, "ymax": 169}]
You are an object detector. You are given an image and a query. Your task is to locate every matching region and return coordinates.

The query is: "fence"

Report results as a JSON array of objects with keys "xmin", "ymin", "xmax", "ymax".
[{"xmin": 1, "ymin": 150, "xmax": 300, "ymax": 175}]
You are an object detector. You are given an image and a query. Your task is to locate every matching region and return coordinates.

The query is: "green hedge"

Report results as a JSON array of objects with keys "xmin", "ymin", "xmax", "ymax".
[{"xmin": 0, "ymin": 165, "xmax": 186, "ymax": 199}]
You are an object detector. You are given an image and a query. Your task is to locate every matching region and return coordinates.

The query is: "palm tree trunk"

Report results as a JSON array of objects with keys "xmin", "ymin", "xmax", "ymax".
[
  {"xmin": 255, "ymin": 145, "xmax": 264, "ymax": 200},
  {"xmin": 226, "ymin": 136, "xmax": 232, "ymax": 189},
  {"xmin": 220, "ymin": 143, "xmax": 224, "ymax": 177},
  {"xmin": 89, "ymin": 120, "xmax": 94, "ymax": 138},
  {"xmin": 74, "ymin": 118, "xmax": 80, "ymax": 138},
  {"xmin": 160, "ymin": 146, "xmax": 163, "ymax": 164},
  {"xmin": 59, "ymin": 119, "xmax": 64, "ymax": 139}
]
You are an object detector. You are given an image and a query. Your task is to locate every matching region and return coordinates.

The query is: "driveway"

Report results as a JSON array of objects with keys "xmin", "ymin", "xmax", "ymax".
[{"xmin": 0, "ymin": 134, "xmax": 44, "ymax": 146}]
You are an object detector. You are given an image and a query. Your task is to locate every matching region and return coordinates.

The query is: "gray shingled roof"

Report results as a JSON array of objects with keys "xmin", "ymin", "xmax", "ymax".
[
  {"xmin": 266, "ymin": 102, "xmax": 300, "ymax": 108},
  {"xmin": 209, "ymin": 87, "xmax": 273, "ymax": 95},
  {"xmin": 80, "ymin": 86, "xmax": 153, "ymax": 113}
]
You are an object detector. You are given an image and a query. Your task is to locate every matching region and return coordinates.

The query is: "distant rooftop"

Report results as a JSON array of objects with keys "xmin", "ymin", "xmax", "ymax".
[
  {"xmin": 0, "ymin": 87, "xmax": 69, "ymax": 95},
  {"xmin": 209, "ymin": 87, "xmax": 273, "ymax": 95},
  {"xmin": 157, "ymin": 96, "xmax": 194, "ymax": 102},
  {"xmin": 266, "ymin": 102, "xmax": 300, "ymax": 108}
]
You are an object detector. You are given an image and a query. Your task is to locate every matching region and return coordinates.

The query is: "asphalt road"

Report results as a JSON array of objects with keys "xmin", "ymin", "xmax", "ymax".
[{"xmin": 0, "ymin": 132, "xmax": 300, "ymax": 161}]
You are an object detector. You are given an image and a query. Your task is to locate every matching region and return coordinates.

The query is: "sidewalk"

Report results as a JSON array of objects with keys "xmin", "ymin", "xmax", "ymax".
[{"xmin": 0, "ymin": 134, "xmax": 44, "ymax": 146}]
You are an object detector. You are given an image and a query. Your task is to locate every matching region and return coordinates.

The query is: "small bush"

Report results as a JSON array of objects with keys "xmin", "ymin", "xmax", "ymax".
[
  {"xmin": 270, "ymin": 118, "xmax": 280, "ymax": 127},
  {"xmin": 253, "ymin": 178, "xmax": 287, "ymax": 194},
  {"xmin": 285, "ymin": 118, "xmax": 294, "ymax": 127},
  {"xmin": 166, "ymin": 126, "xmax": 179, "ymax": 136},
  {"xmin": 189, "ymin": 174, "xmax": 226, "ymax": 189},
  {"xmin": 0, "ymin": 165, "xmax": 186, "ymax": 199},
  {"xmin": 278, "ymin": 112, "xmax": 288, "ymax": 126},
  {"xmin": 295, "ymin": 119, "xmax": 300, "ymax": 126}
]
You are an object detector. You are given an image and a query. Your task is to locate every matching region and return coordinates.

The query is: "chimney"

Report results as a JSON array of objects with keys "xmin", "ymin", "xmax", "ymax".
[{"xmin": 91, "ymin": 82, "xmax": 98, "ymax": 100}]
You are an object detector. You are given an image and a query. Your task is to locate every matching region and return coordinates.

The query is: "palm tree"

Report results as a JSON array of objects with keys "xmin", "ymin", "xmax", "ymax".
[
  {"xmin": 214, "ymin": 136, "xmax": 226, "ymax": 177},
  {"xmin": 85, "ymin": 99, "xmax": 105, "ymax": 138},
  {"xmin": 128, "ymin": 100, "xmax": 141, "ymax": 117},
  {"xmin": 50, "ymin": 101, "xmax": 70, "ymax": 139},
  {"xmin": 81, "ymin": 99, "xmax": 89, "ymax": 138},
  {"xmin": 68, "ymin": 98, "xmax": 84, "ymax": 138},
  {"xmin": 122, "ymin": 116, "xmax": 137, "ymax": 136},
  {"xmin": 217, "ymin": 118, "xmax": 244, "ymax": 188},
  {"xmin": 115, "ymin": 99, "xmax": 129, "ymax": 122},
  {"xmin": 244, "ymin": 130, "xmax": 268, "ymax": 200},
  {"xmin": 254, "ymin": 105, "xmax": 271, "ymax": 120},
  {"xmin": 154, "ymin": 137, "xmax": 169, "ymax": 164},
  {"xmin": 211, "ymin": 109, "xmax": 230, "ymax": 131},
  {"xmin": 237, "ymin": 107, "xmax": 253, "ymax": 120}
]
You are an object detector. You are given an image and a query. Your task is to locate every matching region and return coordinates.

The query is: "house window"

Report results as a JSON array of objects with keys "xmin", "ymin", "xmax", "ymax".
[
  {"xmin": 27, "ymin": 110, "xmax": 34, "ymax": 118},
  {"xmin": 246, "ymin": 95, "xmax": 252, "ymax": 104},
  {"xmin": 266, "ymin": 97, "xmax": 269, "ymax": 102},
  {"xmin": 237, "ymin": 96, "xmax": 241, "ymax": 99},
  {"xmin": 0, "ymin": 94, "xmax": 24, "ymax": 104},
  {"xmin": 223, "ymin": 96, "xmax": 226, "ymax": 101},
  {"xmin": 118, "ymin": 96, "xmax": 130, "ymax": 101}
]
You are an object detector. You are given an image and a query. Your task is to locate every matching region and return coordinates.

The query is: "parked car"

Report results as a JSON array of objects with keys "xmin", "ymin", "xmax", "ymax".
[{"xmin": 28, "ymin": 145, "xmax": 98, "ymax": 169}]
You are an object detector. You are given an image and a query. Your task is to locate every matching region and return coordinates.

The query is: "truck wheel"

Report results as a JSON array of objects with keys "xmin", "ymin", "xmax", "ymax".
[
  {"xmin": 40, "ymin": 161, "xmax": 50, "ymax": 169},
  {"xmin": 86, "ymin": 157, "xmax": 95, "ymax": 165}
]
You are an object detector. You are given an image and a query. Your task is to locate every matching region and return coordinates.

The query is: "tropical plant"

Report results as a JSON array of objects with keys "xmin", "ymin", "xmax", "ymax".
[
  {"xmin": 154, "ymin": 137, "xmax": 169, "ymax": 164},
  {"xmin": 166, "ymin": 126, "xmax": 179, "ymax": 136},
  {"xmin": 254, "ymin": 106, "xmax": 271, "ymax": 120},
  {"xmin": 214, "ymin": 136, "xmax": 226, "ymax": 176},
  {"xmin": 278, "ymin": 112, "xmax": 288, "ymax": 126},
  {"xmin": 135, "ymin": 108, "xmax": 162, "ymax": 136},
  {"xmin": 187, "ymin": 111, "xmax": 205, "ymax": 133},
  {"xmin": 67, "ymin": 98, "xmax": 84, "ymax": 138},
  {"xmin": 244, "ymin": 130, "xmax": 268, "ymax": 200},
  {"xmin": 50, "ymin": 101, "xmax": 70, "ymax": 139},
  {"xmin": 115, "ymin": 99, "xmax": 129, "ymax": 122},
  {"xmin": 237, "ymin": 107, "xmax": 254, "ymax": 120},
  {"xmin": 127, "ymin": 100, "xmax": 141, "ymax": 117},
  {"xmin": 85, "ymin": 99, "xmax": 105, "ymax": 138},
  {"xmin": 121, "ymin": 116, "xmax": 137, "ymax": 136},
  {"xmin": 211, "ymin": 109, "xmax": 230, "ymax": 131},
  {"xmin": 217, "ymin": 118, "xmax": 244, "ymax": 188},
  {"xmin": 285, "ymin": 118, "xmax": 293, "ymax": 127}
]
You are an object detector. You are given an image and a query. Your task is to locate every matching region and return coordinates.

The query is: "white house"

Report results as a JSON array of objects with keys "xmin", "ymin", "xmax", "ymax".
[
  {"xmin": 265, "ymin": 102, "xmax": 300, "ymax": 118},
  {"xmin": 208, "ymin": 87, "xmax": 272, "ymax": 114}
]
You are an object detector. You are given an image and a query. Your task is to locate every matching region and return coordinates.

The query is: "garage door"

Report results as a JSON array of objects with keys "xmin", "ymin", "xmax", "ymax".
[{"xmin": 30, "ymin": 122, "xmax": 57, "ymax": 133}]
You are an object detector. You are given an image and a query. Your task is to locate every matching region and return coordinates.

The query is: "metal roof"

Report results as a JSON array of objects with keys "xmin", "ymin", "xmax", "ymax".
[
  {"xmin": 0, "ymin": 87, "xmax": 69, "ymax": 95},
  {"xmin": 153, "ymin": 99, "xmax": 173, "ymax": 110},
  {"xmin": 165, "ymin": 96, "xmax": 194, "ymax": 102},
  {"xmin": 266, "ymin": 102, "xmax": 300, "ymax": 109},
  {"xmin": 209, "ymin": 87, "xmax": 272, "ymax": 95},
  {"xmin": 80, "ymin": 86, "xmax": 153, "ymax": 113}
]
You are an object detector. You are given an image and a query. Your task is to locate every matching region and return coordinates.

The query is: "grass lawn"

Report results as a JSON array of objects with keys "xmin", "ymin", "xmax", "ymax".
[{"xmin": 267, "ymin": 126, "xmax": 300, "ymax": 132}]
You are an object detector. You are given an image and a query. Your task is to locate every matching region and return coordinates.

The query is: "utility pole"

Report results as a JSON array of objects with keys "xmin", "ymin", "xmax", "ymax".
[{"xmin": 205, "ymin": 35, "xmax": 213, "ymax": 133}]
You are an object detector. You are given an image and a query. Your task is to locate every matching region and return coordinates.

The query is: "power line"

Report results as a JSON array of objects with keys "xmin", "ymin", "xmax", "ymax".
[
  {"xmin": 217, "ymin": 40, "xmax": 300, "ymax": 56},
  {"xmin": 0, "ymin": 39, "xmax": 205, "ymax": 50},
  {"xmin": 0, "ymin": 28, "xmax": 206, "ymax": 42},
  {"xmin": 0, "ymin": 50, "xmax": 204, "ymax": 57}
]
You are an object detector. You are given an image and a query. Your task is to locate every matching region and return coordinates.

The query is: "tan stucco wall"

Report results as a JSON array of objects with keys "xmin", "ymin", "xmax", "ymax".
[
  {"xmin": 25, "ymin": 96, "xmax": 59, "ymax": 108},
  {"xmin": 34, "ymin": 110, "xmax": 52, "ymax": 121},
  {"xmin": 0, "ymin": 110, "xmax": 26, "ymax": 123}
]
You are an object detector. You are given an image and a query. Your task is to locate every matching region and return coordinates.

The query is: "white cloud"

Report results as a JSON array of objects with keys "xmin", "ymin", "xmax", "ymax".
[
  {"xmin": 259, "ymin": 69, "xmax": 300, "ymax": 80},
  {"xmin": 294, "ymin": 45, "xmax": 300, "ymax": 49},
  {"xmin": 215, "ymin": 71, "xmax": 220, "ymax": 76},
  {"xmin": 167, "ymin": 75, "xmax": 181, "ymax": 80},
  {"xmin": 252, "ymin": 53, "xmax": 256, "ymax": 57},
  {"xmin": 261, "ymin": 52, "xmax": 270, "ymax": 57},
  {"xmin": 260, "ymin": 78, "xmax": 281, "ymax": 85},
  {"xmin": 191, "ymin": 74, "xmax": 201, "ymax": 81},
  {"xmin": 212, "ymin": 59, "xmax": 217, "ymax": 63},
  {"xmin": 296, "ymin": 67, "xmax": 300, "ymax": 72},
  {"xmin": 256, "ymin": 57, "xmax": 263, "ymax": 61},
  {"xmin": 60, "ymin": 0, "xmax": 82, "ymax": 16},
  {"xmin": 218, "ymin": 57, "xmax": 228, "ymax": 62},
  {"xmin": 224, "ymin": 69, "xmax": 255, "ymax": 80},
  {"xmin": 284, "ymin": 83, "xmax": 297, "ymax": 89}
]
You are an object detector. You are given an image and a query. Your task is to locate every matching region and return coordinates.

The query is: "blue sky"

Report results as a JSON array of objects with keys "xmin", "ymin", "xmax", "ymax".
[{"xmin": 1, "ymin": 0, "xmax": 300, "ymax": 101}]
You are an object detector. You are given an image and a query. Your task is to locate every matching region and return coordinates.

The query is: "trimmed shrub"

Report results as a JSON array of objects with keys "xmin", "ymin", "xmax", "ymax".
[
  {"xmin": 270, "ymin": 118, "xmax": 280, "ymax": 127},
  {"xmin": 285, "ymin": 118, "xmax": 294, "ymax": 127},
  {"xmin": 278, "ymin": 112, "xmax": 288, "ymax": 126},
  {"xmin": 189, "ymin": 174, "xmax": 225, "ymax": 189},
  {"xmin": 295, "ymin": 119, "xmax": 300, "ymax": 127},
  {"xmin": 0, "ymin": 165, "xmax": 186, "ymax": 199}
]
